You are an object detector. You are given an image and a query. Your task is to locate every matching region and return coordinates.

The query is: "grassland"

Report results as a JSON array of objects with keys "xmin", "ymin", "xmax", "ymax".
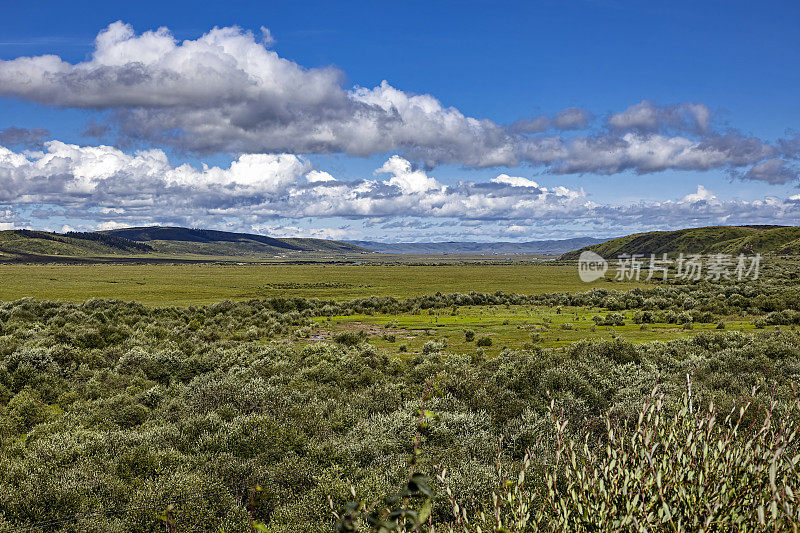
[
  {"xmin": 0, "ymin": 262, "xmax": 642, "ymax": 305},
  {"xmin": 310, "ymin": 304, "xmax": 766, "ymax": 356},
  {"xmin": 2, "ymin": 258, "xmax": 800, "ymax": 531},
  {"xmin": 0, "ymin": 261, "xmax": 773, "ymax": 354}
]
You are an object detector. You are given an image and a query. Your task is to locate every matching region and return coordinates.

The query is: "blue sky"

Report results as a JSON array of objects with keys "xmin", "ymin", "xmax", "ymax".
[{"xmin": 0, "ymin": 0, "xmax": 798, "ymax": 241}]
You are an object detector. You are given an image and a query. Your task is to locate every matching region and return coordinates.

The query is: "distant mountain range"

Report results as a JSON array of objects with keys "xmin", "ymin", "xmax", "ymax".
[
  {"xmin": 560, "ymin": 225, "xmax": 800, "ymax": 259},
  {"xmin": 347, "ymin": 237, "xmax": 607, "ymax": 255},
  {"xmin": 0, "ymin": 228, "xmax": 609, "ymax": 260},
  {"xmin": 0, "ymin": 227, "xmax": 368, "ymax": 261},
  {"xmin": 4, "ymin": 225, "xmax": 798, "ymax": 263}
]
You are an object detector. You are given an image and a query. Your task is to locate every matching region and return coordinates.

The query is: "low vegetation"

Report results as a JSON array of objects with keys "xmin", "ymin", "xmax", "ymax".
[
  {"xmin": 0, "ymin": 262, "xmax": 646, "ymax": 305},
  {"xmin": 345, "ymin": 390, "xmax": 800, "ymax": 532},
  {"xmin": 1, "ymin": 273, "xmax": 799, "ymax": 530}
]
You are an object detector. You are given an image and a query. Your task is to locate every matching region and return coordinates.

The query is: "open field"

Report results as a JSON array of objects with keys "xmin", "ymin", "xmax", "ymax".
[
  {"xmin": 310, "ymin": 304, "xmax": 770, "ymax": 355},
  {"xmin": 0, "ymin": 262, "xmax": 643, "ymax": 305}
]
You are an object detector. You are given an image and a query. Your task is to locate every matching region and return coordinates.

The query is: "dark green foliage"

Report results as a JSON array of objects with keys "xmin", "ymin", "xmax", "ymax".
[
  {"xmin": 64, "ymin": 231, "xmax": 154, "ymax": 252},
  {"xmin": 0, "ymin": 229, "xmax": 153, "ymax": 257},
  {"xmin": 475, "ymin": 337, "xmax": 492, "ymax": 347},
  {"xmin": 335, "ymin": 330, "xmax": 368, "ymax": 346}
]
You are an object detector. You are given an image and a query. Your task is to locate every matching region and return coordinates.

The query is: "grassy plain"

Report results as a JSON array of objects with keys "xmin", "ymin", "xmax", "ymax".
[
  {"xmin": 0, "ymin": 262, "xmax": 642, "ymax": 305},
  {"xmin": 0, "ymin": 261, "xmax": 768, "ymax": 353},
  {"xmin": 311, "ymin": 304, "xmax": 766, "ymax": 356}
]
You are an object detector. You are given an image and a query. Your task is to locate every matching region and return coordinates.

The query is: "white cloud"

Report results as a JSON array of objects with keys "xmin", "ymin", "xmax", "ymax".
[
  {"xmin": 376, "ymin": 155, "xmax": 440, "ymax": 194},
  {"xmin": 96, "ymin": 221, "xmax": 132, "ymax": 230},
  {"xmin": 608, "ymin": 100, "xmax": 711, "ymax": 133},
  {"xmin": 249, "ymin": 223, "xmax": 349, "ymax": 240},
  {"xmin": 0, "ymin": 22, "xmax": 794, "ymax": 175},
  {"xmin": 491, "ymin": 174, "xmax": 540, "ymax": 188},
  {"xmin": 0, "ymin": 141, "xmax": 798, "ymax": 240},
  {"xmin": 681, "ymin": 185, "xmax": 717, "ymax": 204},
  {"xmin": 305, "ymin": 170, "xmax": 336, "ymax": 183},
  {"xmin": 0, "ymin": 22, "xmax": 513, "ymax": 166}
]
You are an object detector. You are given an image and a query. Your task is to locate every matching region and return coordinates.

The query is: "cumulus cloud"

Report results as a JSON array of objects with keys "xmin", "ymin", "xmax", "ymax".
[
  {"xmin": 608, "ymin": 100, "xmax": 711, "ymax": 133},
  {"xmin": 0, "ymin": 22, "xmax": 795, "ymax": 176},
  {"xmin": 682, "ymin": 185, "xmax": 716, "ymax": 204},
  {"xmin": 0, "ymin": 22, "xmax": 514, "ymax": 166},
  {"xmin": 546, "ymin": 132, "xmax": 778, "ymax": 175},
  {"xmin": 741, "ymin": 158, "xmax": 798, "ymax": 185},
  {"xmin": 249, "ymin": 223, "xmax": 348, "ymax": 240},
  {"xmin": 490, "ymin": 174, "xmax": 541, "ymax": 188},
  {"xmin": 305, "ymin": 170, "xmax": 336, "ymax": 183},
  {"xmin": 0, "ymin": 141, "xmax": 798, "ymax": 240},
  {"xmin": 376, "ymin": 155, "xmax": 440, "ymax": 194},
  {"xmin": 0, "ymin": 141, "xmax": 589, "ymax": 226}
]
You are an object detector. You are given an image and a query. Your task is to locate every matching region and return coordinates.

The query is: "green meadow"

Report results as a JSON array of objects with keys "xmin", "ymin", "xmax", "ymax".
[
  {"xmin": 0, "ymin": 262, "xmax": 642, "ymax": 305},
  {"xmin": 311, "ymin": 304, "xmax": 766, "ymax": 356},
  {"xmin": 0, "ymin": 262, "xmax": 770, "ymax": 354}
]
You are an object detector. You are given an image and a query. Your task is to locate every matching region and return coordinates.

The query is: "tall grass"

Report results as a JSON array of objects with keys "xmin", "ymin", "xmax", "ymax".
[
  {"xmin": 437, "ymin": 388, "xmax": 800, "ymax": 532},
  {"xmin": 342, "ymin": 387, "xmax": 800, "ymax": 532}
]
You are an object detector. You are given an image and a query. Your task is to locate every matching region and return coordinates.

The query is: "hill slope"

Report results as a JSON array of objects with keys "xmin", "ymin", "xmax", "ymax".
[
  {"xmin": 102, "ymin": 227, "xmax": 368, "ymax": 255},
  {"xmin": 0, "ymin": 229, "xmax": 153, "ymax": 258},
  {"xmin": 348, "ymin": 237, "xmax": 607, "ymax": 255},
  {"xmin": 560, "ymin": 225, "xmax": 800, "ymax": 259}
]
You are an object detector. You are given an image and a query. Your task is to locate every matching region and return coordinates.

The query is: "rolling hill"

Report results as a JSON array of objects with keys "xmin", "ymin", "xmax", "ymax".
[
  {"xmin": 560, "ymin": 225, "xmax": 800, "ymax": 259},
  {"xmin": 0, "ymin": 229, "xmax": 154, "ymax": 258},
  {"xmin": 100, "ymin": 226, "xmax": 368, "ymax": 255},
  {"xmin": 0, "ymin": 227, "xmax": 368, "ymax": 262}
]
